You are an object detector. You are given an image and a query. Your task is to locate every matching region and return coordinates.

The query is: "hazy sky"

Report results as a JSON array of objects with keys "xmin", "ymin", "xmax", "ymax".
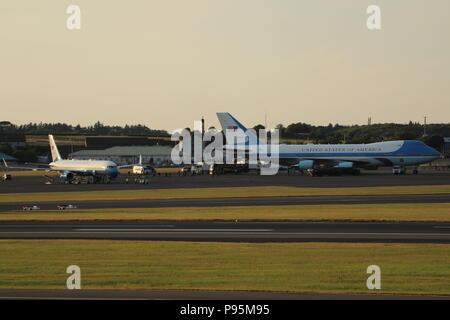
[{"xmin": 1, "ymin": 1, "xmax": 449, "ymax": 131}]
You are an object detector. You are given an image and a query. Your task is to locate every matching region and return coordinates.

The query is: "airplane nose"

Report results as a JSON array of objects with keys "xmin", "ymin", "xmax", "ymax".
[
  {"xmin": 108, "ymin": 167, "xmax": 119, "ymax": 178},
  {"xmin": 429, "ymin": 147, "xmax": 441, "ymax": 158}
]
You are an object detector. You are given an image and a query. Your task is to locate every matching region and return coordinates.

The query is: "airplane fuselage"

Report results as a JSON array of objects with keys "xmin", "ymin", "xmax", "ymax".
[
  {"xmin": 278, "ymin": 140, "xmax": 441, "ymax": 168},
  {"xmin": 49, "ymin": 159, "xmax": 119, "ymax": 177}
]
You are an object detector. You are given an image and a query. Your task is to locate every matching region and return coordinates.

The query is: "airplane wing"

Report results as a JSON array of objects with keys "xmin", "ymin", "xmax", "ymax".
[
  {"xmin": 2, "ymin": 159, "xmax": 56, "ymax": 171},
  {"xmin": 24, "ymin": 162, "xmax": 51, "ymax": 167},
  {"xmin": 117, "ymin": 164, "xmax": 135, "ymax": 169},
  {"xmin": 117, "ymin": 155, "xmax": 143, "ymax": 168},
  {"xmin": 117, "ymin": 163, "xmax": 141, "ymax": 169}
]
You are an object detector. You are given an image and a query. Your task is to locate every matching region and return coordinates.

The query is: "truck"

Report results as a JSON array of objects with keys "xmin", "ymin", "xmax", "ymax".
[{"xmin": 1, "ymin": 174, "xmax": 12, "ymax": 181}]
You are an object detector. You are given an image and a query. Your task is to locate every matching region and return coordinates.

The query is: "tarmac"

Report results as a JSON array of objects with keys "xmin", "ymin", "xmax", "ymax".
[
  {"xmin": 1, "ymin": 170, "xmax": 449, "ymax": 300},
  {"xmin": 1, "ymin": 220, "xmax": 449, "ymax": 243},
  {"xmin": 1, "ymin": 170, "xmax": 450, "ymax": 194},
  {"xmin": 1, "ymin": 193, "xmax": 450, "ymax": 212},
  {"xmin": 0, "ymin": 288, "xmax": 448, "ymax": 300}
]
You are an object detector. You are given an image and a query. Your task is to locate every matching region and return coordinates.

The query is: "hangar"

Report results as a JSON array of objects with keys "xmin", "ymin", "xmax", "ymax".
[
  {"xmin": 85, "ymin": 136, "xmax": 173, "ymax": 149},
  {"xmin": 69, "ymin": 146, "xmax": 173, "ymax": 166},
  {"xmin": 0, "ymin": 134, "xmax": 26, "ymax": 149}
]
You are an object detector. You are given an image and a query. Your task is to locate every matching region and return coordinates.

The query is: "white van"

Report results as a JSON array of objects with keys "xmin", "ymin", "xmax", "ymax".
[{"xmin": 392, "ymin": 166, "xmax": 406, "ymax": 174}]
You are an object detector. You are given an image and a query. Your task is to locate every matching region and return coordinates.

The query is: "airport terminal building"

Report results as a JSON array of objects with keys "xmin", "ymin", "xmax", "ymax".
[
  {"xmin": 0, "ymin": 134, "xmax": 26, "ymax": 149},
  {"xmin": 69, "ymin": 146, "xmax": 173, "ymax": 166}
]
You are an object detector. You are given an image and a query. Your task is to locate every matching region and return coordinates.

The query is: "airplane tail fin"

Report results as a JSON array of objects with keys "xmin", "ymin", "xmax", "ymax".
[
  {"xmin": 49, "ymin": 135, "xmax": 62, "ymax": 162},
  {"xmin": 216, "ymin": 112, "xmax": 264, "ymax": 145}
]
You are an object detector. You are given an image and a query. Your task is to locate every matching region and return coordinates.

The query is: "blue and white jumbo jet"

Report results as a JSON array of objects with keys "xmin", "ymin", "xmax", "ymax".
[{"xmin": 216, "ymin": 113, "xmax": 441, "ymax": 175}]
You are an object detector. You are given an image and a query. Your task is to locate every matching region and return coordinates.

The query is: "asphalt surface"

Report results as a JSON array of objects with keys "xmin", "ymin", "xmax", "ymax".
[
  {"xmin": 1, "ymin": 220, "xmax": 449, "ymax": 243},
  {"xmin": 1, "ymin": 170, "xmax": 450, "ymax": 194},
  {"xmin": 2, "ymin": 171, "xmax": 449, "ymax": 301},
  {"xmin": 2, "ymin": 193, "xmax": 450, "ymax": 212},
  {"xmin": 0, "ymin": 288, "xmax": 448, "ymax": 300}
]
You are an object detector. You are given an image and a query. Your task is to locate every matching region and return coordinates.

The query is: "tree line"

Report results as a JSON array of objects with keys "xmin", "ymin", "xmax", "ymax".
[
  {"xmin": 0, "ymin": 121, "xmax": 169, "ymax": 136},
  {"xmin": 1, "ymin": 120, "xmax": 449, "ymax": 156}
]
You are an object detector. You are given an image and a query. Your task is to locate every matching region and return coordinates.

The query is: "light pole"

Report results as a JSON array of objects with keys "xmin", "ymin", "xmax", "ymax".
[{"xmin": 423, "ymin": 116, "xmax": 427, "ymax": 137}]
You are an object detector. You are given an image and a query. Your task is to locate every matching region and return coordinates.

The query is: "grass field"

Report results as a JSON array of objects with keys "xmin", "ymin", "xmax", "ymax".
[
  {"xmin": 0, "ymin": 240, "xmax": 448, "ymax": 295},
  {"xmin": 1, "ymin": 185, "xmax": 450, "ymax": 203},
  {"xmin": 1, "ymin": 203, "xmax": 450, "ymax": 222}
]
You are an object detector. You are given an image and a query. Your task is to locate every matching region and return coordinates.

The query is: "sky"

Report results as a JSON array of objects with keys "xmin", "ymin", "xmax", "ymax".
[{"xmin": 0, "ymin": 1, "xmax": 449, "ymax": 131}]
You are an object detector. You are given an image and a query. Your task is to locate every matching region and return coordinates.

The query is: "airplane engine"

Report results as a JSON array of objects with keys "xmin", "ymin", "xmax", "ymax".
[
  {"xmin": 298, "ymin": 160, "xmax": 314, "ymax": 170},
  {"xmin": 333, "ymin": 161, "xmax": 353, "ymax": 168},
  {"xmin": 60, "ymin": 172, "xmax": 74, "ymax": 181}
]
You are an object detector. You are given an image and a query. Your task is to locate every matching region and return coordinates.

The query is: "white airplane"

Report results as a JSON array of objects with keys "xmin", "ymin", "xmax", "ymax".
[
  {"xmin": 216, "ymin": 112, "xmax": 442, "ymax": 175},
  {"xmin": 131, "ymin": 155, "xmax": 154, "ymax": 175},
  {"xmin": 3, "ymin": 135, "xmax": 124, "ymax": 183}
]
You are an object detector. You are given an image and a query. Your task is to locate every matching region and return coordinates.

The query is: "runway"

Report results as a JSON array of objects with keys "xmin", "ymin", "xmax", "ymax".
[
  {"xmin": 1, "ymin": 170, "xmax": 450, "ymax": 194},
  {"xmin": 1, "ymin": 193, "xmax": 449, "ymax": 212},
  {"xmin": 0, "ymin": 288, "xmax": 448, "ymax": 300},
  {"xmin": 1, "ymin": 220, "xmax": 449, "ymax": 243}
]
